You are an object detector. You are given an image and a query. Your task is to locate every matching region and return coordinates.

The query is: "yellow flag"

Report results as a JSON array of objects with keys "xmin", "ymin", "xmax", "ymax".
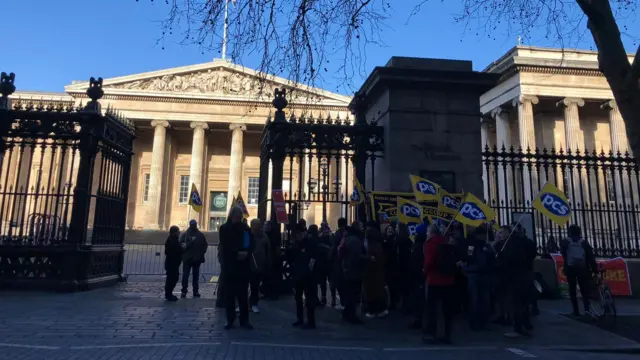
[
  {"xmin": 397, "ymin": 197, "xmax": 423, "ymax": 238},
  {"xmin": 533, "ymin": 182, "xmax": 571, "ymax": 226},
  {"xmin": 409, "ymin": 175, "xmax": 439, "ymax": 202},
  {"xmin": 438, "ymin": 188, "xmax": 461, "ymax": 215},
  {"xmin": 454, "ymin": 193, "xmax": 496, "ymax": 227},
  {"xmin": 350, "ymin": 177, "xmax": 364, "ymax": 206},
  {"xmin": 234, "ymin": 191, "xmax": 251, "ymax": 218},
  {"xmin": 188, "ymin": 183, "xmax": 203, "ymax": 213}
]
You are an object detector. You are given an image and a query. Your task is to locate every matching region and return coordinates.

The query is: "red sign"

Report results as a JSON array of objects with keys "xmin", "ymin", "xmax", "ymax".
[
  {"xmin": 551, "ymin": 254, "xmax": 632, "ymax": 297},
  {"xmin": 272, "ymin": 189, "xmax": 288, "ymax": 224}
]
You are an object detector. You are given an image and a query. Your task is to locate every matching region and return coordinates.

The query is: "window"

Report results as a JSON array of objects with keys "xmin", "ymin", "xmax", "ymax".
[
  {"xmin": 179, "ymin": 175, "xmax": 190, "ymax": 204},
  {"xmin": 247, "ymin": 177, "xmax": 259, "ymax": 205},
  {"xmin": 142, "ymin": 173, "xmax": 150, "ymax": 202}
]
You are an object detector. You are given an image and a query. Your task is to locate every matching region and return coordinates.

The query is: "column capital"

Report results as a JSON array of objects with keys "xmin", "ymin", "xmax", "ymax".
[
  {"xmin": 556, "ymin": 97, "xmax": 585, "ymax": 108},
  {"xmin": 190, "ymin": 121, "xmax": 209, "ymax": 130},
  {"xmin": 512, "ymin": 95, "xmax": 539, "ymax": 107},
  {"xmin": 151, "ymin": 120, "xmax": 170, "ymax": 128},
  {"xmin": 601, "ymin": 100, "xmax": 617, "ymax": 110},
  {"xmin": 490, "ymin": 106, "xmax": 510, "ymax": 119},
  {"xmin": 229, "ymin": 123, "xmax": 247, "ymax": 132}
]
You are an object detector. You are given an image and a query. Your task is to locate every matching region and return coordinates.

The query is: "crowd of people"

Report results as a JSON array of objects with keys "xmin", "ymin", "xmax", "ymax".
[{"xmin": 163, "ymin": 206, "xmax": 599, "ymax": 344}]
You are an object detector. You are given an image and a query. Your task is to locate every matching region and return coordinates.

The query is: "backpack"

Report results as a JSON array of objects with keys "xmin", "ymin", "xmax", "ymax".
[
  {"xmin": 436, "ymin": 243, "xmax": 458, "ymax": 276},
  {"xmin": 566, "ymin": 238, "xmax": 586, "ymax": 267}
]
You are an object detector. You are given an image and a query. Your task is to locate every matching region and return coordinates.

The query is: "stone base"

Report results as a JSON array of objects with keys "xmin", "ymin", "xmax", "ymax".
[{"xmin": 0, "ymin": 245, "xmax": 124, "ymax": 292}]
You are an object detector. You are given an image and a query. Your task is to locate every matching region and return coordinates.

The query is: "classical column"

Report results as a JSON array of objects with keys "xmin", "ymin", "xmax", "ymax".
[
  {"xmin": 227, "ymin": 123, "xmax": 246, "ymax": 211},
  {"xmin": 603, "ymin": 100, "xmax": 632, "ymax": 209},
  {"xmin": 188, "ymin": 122, "xmax": 208, "ymax": 223},
  {"xmin": 604, "ymin": 100, "xmax": 630, "ymax": 155},
  {"xmin": 513, "ymin": 95, "xmax": 539, "ymax": 206},
  {"xmin": 557, "ymin": 98, "xmax": 585, "ymax": 152},
  {"xmin": 491, "ymin": 107, "xmax": 513, "ymax": 223},
  {"xmin": 146, "ymin": 120, "xmax": 170, "ymax": 229}
]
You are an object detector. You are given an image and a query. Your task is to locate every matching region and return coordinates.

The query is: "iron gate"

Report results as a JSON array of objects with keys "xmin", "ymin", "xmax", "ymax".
[{"xmin": 0, "ymin": 72, "xmax": 135, "ymax": 290}]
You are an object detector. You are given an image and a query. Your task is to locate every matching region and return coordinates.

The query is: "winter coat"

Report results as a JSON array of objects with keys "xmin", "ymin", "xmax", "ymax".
[
  {"xmin": 291, "ymin": 235, "xmax": 321, "ymax": 283},
  {"xmin": 410, "ymin": 232, "xmax": 426, "ymax": 285},
  {"xmin": 251, "ymin": 232, "xmax": 272, "ymax": 274},
  {"xmin": 219, "ymin": 221, "xmax": 255, "ymax": 280},
  {"xmin": 497, "ymin": 232, "xmax": 537, "ymax": 274},
  {"xmin": 179, "ymin": 227, "xmax": 208, "ymax": 264},
  {"xmin": 560, "ymin": 236, "xmax": 597, "ymax": 273},
  {"xmin": 164, "ymin": 234, "xmax": 183, "ymax": 270},
  {"xmin": 342, "ymin": 232, "xmax": 366, "ymax": 281},
  {"xmin": 363, "ymin": 242, "xmax": 387, "ymax": 303},
  {"xmin": 424, "ymin": 234, "xmax": 455, "ymax": 286}
]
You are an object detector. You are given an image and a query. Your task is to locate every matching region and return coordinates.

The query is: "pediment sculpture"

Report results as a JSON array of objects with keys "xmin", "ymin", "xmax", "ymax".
[{"xmin": 104, "ymin": 69, "xmax": 320, "ymax": 101}]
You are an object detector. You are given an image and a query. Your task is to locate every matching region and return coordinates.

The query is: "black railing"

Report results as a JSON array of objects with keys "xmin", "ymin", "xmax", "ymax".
[
  {"xmin": 483, "ymin": 146, "xmax": 640, "ymax": 258},
  {"xmin": 123, "ymin": 244, "xmax": 220, "ymax": 277},
  {"xmin": 0, "ymin": 73, "xmax": 135, "ymax": 290}
]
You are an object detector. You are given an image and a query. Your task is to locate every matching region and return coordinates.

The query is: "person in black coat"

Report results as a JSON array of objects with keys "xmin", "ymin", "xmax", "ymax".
[
  {"xmin": 219, "ymin": 206, "xmax": 255, "ymax": 330},
  {"xmin": 408, "ymin": 223, "xmax": 427, "ymax": 329},
  {"xmin": 164, "ymin": 225, "xmax": 183, "ymax": 301},
  {"xmin": 291, "ymin": 224, "xmax": 321, "ymax": 329}
]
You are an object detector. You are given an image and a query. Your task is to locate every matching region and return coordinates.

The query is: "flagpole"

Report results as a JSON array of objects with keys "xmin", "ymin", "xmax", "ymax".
[{"xmin": 221, "ymin": 0, "xmax": 229, "ymax": 60}]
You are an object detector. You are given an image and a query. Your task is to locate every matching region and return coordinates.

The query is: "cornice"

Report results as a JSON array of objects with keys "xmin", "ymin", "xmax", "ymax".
[
  {"xmin": 69, "ymin": 92, "xmax": 348, "ymax": 111},
  {"xmin": 495, "ymin": 64, "xmax": 604, "ymax": 85}
]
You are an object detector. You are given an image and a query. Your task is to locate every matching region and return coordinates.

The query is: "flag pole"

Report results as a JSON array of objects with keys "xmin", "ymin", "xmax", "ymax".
[{"xmin": 221, "ymin": 0, "xmax": 229, "ymax": 60}]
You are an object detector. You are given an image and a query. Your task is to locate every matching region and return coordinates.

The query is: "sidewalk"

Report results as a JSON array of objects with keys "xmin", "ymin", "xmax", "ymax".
[{"xmin": 0, "ymin": 282, "xmax": 638, "ymax": 360}]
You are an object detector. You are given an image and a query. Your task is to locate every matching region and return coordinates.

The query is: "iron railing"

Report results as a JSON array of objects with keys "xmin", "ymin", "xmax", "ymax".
[
  {"xmin": 123, "ymin": 244, "xmax": 220, "ymax": 277},
  {"xmin": 483, "ymin": 145, "xmax": 640, "ymax": 258}
]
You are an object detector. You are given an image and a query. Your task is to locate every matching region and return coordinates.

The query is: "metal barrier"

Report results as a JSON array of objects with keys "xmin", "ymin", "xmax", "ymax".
[{"xmin": 123, "ymin": 244, "xmax": 220, "ymax": 276}]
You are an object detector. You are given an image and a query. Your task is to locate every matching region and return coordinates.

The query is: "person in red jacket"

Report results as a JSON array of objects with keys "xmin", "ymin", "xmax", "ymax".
[{"xmin": 423, "ymin": 224, "xmax": 457, "ymax": 344}]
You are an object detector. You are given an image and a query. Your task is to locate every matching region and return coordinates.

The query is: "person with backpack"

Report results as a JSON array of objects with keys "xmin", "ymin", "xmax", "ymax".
[
  {"xmin": 423, "ymin": 224, "xmax": 457, "ymax": 344},
  {"xmin": 560, "ymin": 224, "xmax": 597, "ymax": 317},
  {"xmin": 463, "ymin": 225, "xmax": 495, "ymax": 331}
]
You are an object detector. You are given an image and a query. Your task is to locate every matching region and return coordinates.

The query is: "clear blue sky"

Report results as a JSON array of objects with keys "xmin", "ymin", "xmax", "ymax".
[{"xmin": 3, "ymin": 0, "xmax": 636, "ymax": 95}]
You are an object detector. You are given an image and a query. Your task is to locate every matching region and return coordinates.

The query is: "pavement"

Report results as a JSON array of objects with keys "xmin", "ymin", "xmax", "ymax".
[{"xmin": 1, "ymin": 281, "xmax": 639, "ymax": 360}]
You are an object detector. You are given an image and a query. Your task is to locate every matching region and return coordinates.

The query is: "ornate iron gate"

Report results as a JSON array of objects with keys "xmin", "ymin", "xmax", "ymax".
[
  {"xmin": 483, "ymin": 145, "xmax": 640, "ymax": 258},
  {"xmin": 0, "ymin": 72, "xmax": 135, "ymax": 290},
  {"xmin": 258, "ymin": 89, "xmax": 384, "ymax": 233}
]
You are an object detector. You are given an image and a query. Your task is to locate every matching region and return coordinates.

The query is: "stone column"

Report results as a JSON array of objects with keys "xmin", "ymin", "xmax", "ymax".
[
  {"xmin": 492, "ymin": 107, "xmax": 513, "ymax": 223},
  {"xmin": 603, "ymin": 100, "xmax": 632, "ymax": 211},
  {"xmin": 146, "ymin": 120, "xmax": 170, "ymax": 229},
  {"xmin": 557, "ymin": 98, "xmax": 585, "ymax": 152},
  {"xmin": 513, "ymin": 95, "xmax": 539, "ymax": 206},
  {"xmin": 227, "ymin": 123, "xmax": 246, "ymax": 211},
  {"xmin": 604, "ymin": 100, "xmax": 630, "ymax": 155},
  {"xmin": 188, "ymin": 122, "xmax": 208, "ymax": 224}
]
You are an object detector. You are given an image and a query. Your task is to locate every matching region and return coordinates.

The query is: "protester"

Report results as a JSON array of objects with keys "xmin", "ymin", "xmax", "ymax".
[
  {"xmin": 341, "ymin": 225, "xmax": 366, "ymax": 324},
  {"xmin": 382, "ymin": 225, "xmax": 399, "ymax": 310},
  {"xmin": 497, "ymin": 224, "xmax": 537, "ymax": 337},
  {"xmin": 560, "ymin": 224, "xmax": 597, "ymax": 317},
  {"xmin": 317, "ymin": 223, "xmax": 333, "ymax": 306},
  {"xmin": 363, "ymin": 222, "xmax": 388, "ymax": 318},
  {"xmin": 164, "ymin": 225, "xmax": 183, "ymax": 302},
  {"xmin": 291, "ymin": 224, "xmax": 320, "ymax": 329},
  {"xmin": 423, "ymin": 224, "xmax": 457, "ymax": 344},
  {"xmin": 491, "ymin": 226, "xmax": 511, "ymax": 326},
  {"xmin": 408, "ymin": 223, "xmax": 427, "ymax": 329},
  {"xmin": 330, "ymin": 218, "xmax": 348, "ymax": 309},
  {"xmin": 249, "ymin": 218, "xmax": 271, "ymax": 314},
  {"xmin": 220, "ymin": 207, "xmax": 255, "ymax": 330},
  {"xmin": 263, "ymin": 220, "xmax": 282, "ymax": 299},
  {"xmin": 396, "ymin": 224, "xmax": 413, "ymax": 313},
  {"xmin": 179, "ymin": 220, "xmax": 208, "ymax": 298},
  {"xmin": 450, "ymin": 222, "xmax": 469, "ymax": 318},
  {"xmin": 464, "ymin": 225, "xmax": 495, "ymax": 331}
]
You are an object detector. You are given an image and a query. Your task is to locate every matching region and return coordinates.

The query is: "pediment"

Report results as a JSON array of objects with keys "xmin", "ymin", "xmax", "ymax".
[{"xmin": 65, "ymin": 60, "xmax": 351, "ymax": 105}]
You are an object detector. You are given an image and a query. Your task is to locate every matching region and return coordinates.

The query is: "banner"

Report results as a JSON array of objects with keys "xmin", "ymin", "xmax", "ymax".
[
  {"xmin": 409, "ymin": 175, "xmax": 440, "ymax": 202},
  {"xmin": 272, "ymin": 189, "xmax": 289, "ymax": 224},
  {"xmin": 188, "ymin": 183, "xmax": 203, "ymax": 213},
  {"xmin": 369, "ymin": 191, "xmax": 463, "ymax": 224},
  {"xmin": 234, "ymin": 191, "xmax": 250, "ymax": 218},
  {"xmin": 551, "ymin": 254, "xmax": 632, "ymax": 297},
  {"xmin": 350, "ymin": 177, "xmax": 365, "ymax": 206},
  {"xmin": 438, "ymin": 188, "xmax": 461, "ymax": 215},
  {"xmin": 397, "ymin": 198, "xmax": 423, "ymax": 238},
  {"xmin": 533, "ymin": 182, "xmax": 571, "ymax": 226},
  {"xmin": 454, "ymin": 193, "xmax": 496, "ymax": 227}
]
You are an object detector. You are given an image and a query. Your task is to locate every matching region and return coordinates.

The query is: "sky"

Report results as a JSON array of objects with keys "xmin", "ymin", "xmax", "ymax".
[{"xmin": 2, "ymin": 0, "xmax": 637, "ymax": 95}]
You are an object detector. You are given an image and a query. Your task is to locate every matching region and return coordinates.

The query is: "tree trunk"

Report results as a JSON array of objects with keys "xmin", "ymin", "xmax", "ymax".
[{"xmin": 577, "ymin": 0, "xmax": 640, "ymax": 156}]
